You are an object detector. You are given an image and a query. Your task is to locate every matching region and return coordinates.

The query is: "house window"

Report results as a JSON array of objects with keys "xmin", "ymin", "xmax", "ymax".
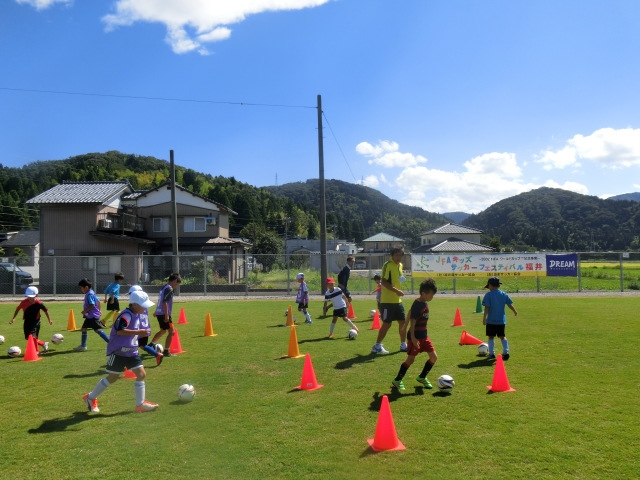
[
  {"xmin": 184, "ymin": 217, "xmax": 206, "ymax": 232},
  {"xmin": 153, "ymin": 217, "xmax": 170, "ymax": 232},
  {"xmin": 96, "ymin": 256, "xmax": 122, "ymax": 275}
]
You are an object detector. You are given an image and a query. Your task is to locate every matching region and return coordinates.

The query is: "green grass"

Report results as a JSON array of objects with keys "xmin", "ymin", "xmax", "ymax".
[{"xmin": 1, "ymin": 297, "xmax": 639, "ymax": 479}]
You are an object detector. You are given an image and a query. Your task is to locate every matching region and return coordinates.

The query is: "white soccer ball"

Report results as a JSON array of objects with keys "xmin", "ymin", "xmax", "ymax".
[
  {"xmin": 155, "ymin": 343, "xmax": 164, "ymax": 354},
  {"xmin": 437, "ymin": 374, "xmax": 455, "ymax": 392},
  {"xmin": 478, "ymin": 343, "xmax": 489, "ymax": 356},
  {"xmin": 0, "ymin": 335, "xmax": 4, "ymax": 345},
  {"xmin": 51, "ymin": 333, "xmax": 64, "ymax": 345},
  {"xmin": 7, "ymin": 346, "xmax": 21, "ymax": 357},
  {"xmin": 347, "ymin": 329, "xmax": 358, "ymax": 340},
  {"xmin": 370, "ymin": 309, "xmax": 377, "ymax": 318},
  {"xmin": 177, "ymin": 384, "xmax": 196, "ymax": 402}
]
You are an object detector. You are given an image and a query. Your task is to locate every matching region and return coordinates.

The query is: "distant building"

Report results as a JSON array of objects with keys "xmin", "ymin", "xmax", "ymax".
[{"xmin": 412, "ymin": 223, "xmax": 492, "ymax": 253}]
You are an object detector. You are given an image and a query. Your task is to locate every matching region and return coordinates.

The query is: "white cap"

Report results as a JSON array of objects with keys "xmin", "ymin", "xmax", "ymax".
[
  {"xmin": 129, "ymin": 290, "xmax": 154, "ymax": 309},
  {"xmin": 296, "ymin": 272, "xmax": 304, "ymax": 279},
  {"xmin": 25, "ymin": 286, "xmax": 38, "ymax": 298},
  {"xmin": 128, "ymin": 285, "xmax": 143, "ymax": 294}
]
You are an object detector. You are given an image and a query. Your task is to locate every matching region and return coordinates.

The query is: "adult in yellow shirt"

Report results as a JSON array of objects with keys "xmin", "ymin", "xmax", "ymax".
[{"xmin": 371, "ymin": 247, "xmax": 407, "ymax": 354}]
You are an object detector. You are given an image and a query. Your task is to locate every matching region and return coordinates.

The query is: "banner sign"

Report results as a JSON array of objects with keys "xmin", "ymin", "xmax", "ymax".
[
  {"xmin": 545, "ymin": 253, "xmax": 578, "ymax": 277},
  {"xmin": 411, "ymin": 253, "xmax": 559, "ymax": 278}
]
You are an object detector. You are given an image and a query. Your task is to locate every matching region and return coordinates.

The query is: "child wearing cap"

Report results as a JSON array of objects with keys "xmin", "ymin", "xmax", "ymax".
[
  {"xmin": 129, "ymin": 285, "xmax": 163, "ymax": 366},
  {"xmin": 9, "ymin": 286, "xmax": 53, "ymax": 355},
  {"xmin": 322, "ymin": 277, "xmax": 358, "ymax": 339},
  {"xmin": 295, "ymin": 273, "xmax": 312, "ymax": 324},
  {"xmin": 482, "ymin": 276, "xmax": 518, "ymax": 361},
  {"xmin": 83, "ymin": 290, "xmax": 159, "ymax": 413}
]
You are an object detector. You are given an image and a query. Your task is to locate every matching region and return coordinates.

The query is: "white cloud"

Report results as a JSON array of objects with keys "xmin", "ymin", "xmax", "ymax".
[
  {"xmin": 102, "ymin": 0, "xmax": 330, "ymax": 54},
  {"xmin": 358, "ymin": 175, "xmax": 380, "ymax": 188},
  {"xmin": 355, "ymin": 140, "xmax": 427, "ymax": 168},
  {"xmin": 15, "ymin": 0, "xmax": 71, "ymax": 9},
  {"xmin": 536, "ymin": 127, "xmax": 640, "ymax": 170}
]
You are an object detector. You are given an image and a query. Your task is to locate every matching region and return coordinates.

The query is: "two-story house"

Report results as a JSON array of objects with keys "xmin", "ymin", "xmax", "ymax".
[{"xmin": 412, "ymin": 223, "xmax": 492, "ymax": 253}]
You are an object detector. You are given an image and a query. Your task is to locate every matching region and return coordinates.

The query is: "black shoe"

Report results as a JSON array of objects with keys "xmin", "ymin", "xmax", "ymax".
[
  {"xmin": 486, "ymin": 354, "xmax": 496, "ymax": 361},
  {"xmin": 502, "ymin": 353, "xmax": 510, "ymax": 361},
  {"xmin": 164, "ymin": 351, "xmax": 173, "ymax": 357}
]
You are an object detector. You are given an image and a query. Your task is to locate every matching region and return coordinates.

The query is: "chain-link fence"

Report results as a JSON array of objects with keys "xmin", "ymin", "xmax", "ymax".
[{"xmin": 1, "ymin": 251, "xmax": 639, "ymax": 298}]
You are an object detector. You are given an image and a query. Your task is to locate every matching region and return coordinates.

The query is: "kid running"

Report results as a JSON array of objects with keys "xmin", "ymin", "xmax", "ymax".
[
  {"xmin": 9, "ymin": 286, "xmax": 52, "ymax": 355},
  {"xmin": 74, "ymin": 278, "xmax": 109, "ymax": 351},
  {"xmin": 322, "ymin": 277, "xmax": 358, "ymax": 338},
  {"xmin": 295, "ymin": 272, "xmax": 312, "ymax": 324}
]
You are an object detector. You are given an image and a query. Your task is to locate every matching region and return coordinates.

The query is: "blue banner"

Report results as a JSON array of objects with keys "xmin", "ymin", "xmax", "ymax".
[{"xmin": 545, "ymin": 254, "xmax": 578, "ymax": 277}]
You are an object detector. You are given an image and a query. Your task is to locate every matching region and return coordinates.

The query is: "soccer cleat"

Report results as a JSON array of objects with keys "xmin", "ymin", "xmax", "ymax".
[
  {"xmin": 485, "ymin": 354, "xmax": 496, "ymax": 361},
  {"xmin": 400, "ymin": 342, "xmax": 408, "ymax": 352},
  {"xmin": 352, "ymin": 325, "xmax": 359, "ymax": 333},
  {"xmin": 416, "ymin": 376, "xmax": 433, "ymax": 389},
  {"xmin": 391, "ymin": 380, "xmax": 406, "ymax": 392},
  {"xmin": 502, "ymin": 353, "xmax": 510, "ymax": 361},
  {"xmin": 43, "ymin": 342, "xmax": 49, "ymax": 353},
  {"xmin": 305, "ymin": 319, "xmax": 312, "ymax": 324},
  {"xmin": 74, "ymin": 345, "xmax": 88, "ymax": 352},
  {"xmin": 156, "ymin": 353, "xmax": 164, "ymax": 366},
  {"xmin": 328, "ymin": 333, "xmax": 334, "ymax": 339},
  {"xmin": 163, "ymin": 350, "xmax": 173, "ymax": 357},
  {"xmin": 83, "ymin": 393, "xmax": 99, "ymax": 413},
  {"xmin": 135, "ymin": 400, "xmax": 159, "ymax": 412},
  {"xmin": 371, "ymin": 343, "xmax": 390, "ymax": 354}
]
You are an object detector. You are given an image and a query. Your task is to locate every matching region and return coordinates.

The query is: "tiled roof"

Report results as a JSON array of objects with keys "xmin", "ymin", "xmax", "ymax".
[
  {"xmin": 0, "ymin": 230, "xmax": 40, "ymax": 246},
  {"xmin": 363, "ymin": 232, "xmax": 404, "ymax": 242},
  {"xmin": 420, "ymin": 223, "xmax": 483, "ymax": 235},
  {"xmin": 425, "ymin": 238, "xmax": 492, "ymax": 252},
  {"xmin": 26, "ymin": 181, "xmax": 133, "ymax": 205}
]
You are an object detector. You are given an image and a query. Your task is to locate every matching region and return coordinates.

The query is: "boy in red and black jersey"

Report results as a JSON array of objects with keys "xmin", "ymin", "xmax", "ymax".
[{"xmin": 9, "ymin": 286, "xmax": 52, "ymax": 354}]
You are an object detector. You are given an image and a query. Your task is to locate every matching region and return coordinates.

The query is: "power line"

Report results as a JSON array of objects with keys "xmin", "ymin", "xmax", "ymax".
[{"xmin": 322, "ymin": 111, "xmax": 357, "ymax": 183}]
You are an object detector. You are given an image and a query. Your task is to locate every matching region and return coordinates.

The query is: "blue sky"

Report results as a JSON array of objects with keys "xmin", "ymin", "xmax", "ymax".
[{"xmin": 2, "ymin": 0, "xmax": 640, "ymax": 214}]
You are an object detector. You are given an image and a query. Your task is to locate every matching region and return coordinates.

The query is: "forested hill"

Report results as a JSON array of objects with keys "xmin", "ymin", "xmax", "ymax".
[
  {"xmin": 265, "ymin": 180, "xmax": 450, "ymax": 245},
  {"xmin": 462, "ymin": 187, "xmax": 640, "ymax": 251}
]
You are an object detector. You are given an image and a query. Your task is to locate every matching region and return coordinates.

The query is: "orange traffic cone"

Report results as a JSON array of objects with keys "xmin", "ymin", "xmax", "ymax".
[
  {"xmin": 169, "ymin": 327, "xmax": 186, "ymax": 354},
  {"xmin": 23, "ymin": 334, "xmax": 42, "ymax": 362},
  {"xmin": 347, "ymin": 303, "xmax": 357, "ymax": 319},
  {"xmin": 367, "ymin": 395, "xmax": 405, "ymax": 452},
  {"xmin": 123, "ymin": 367, "xmax": 136, "ymax": 379},
  {"xmin": 204, "ymin": 313, "xmax": 218, "ymax": 337},
  {"xmin": 295, "ymin": 353, "xmax": 323, "ymax": 391},
  {"xmin": 459, "ymin": 330, "xmax": 484, "ymax": 346},
  {"xmin": 369, "ymin": 310, "xmax": 381, "ymax": 330},
  {"xmin": 285, "ymin": 306, "xmax": 295, "ymax": 326},
  {"xmin": 451, "ymin": 308, "xmax": 464, "ymax": 326},
  {"xmin": 67, "ymin": 310, "xmax": 78, "ymax": 331},
  {"xmin": 487, "ymin": 354, "xmax": 516, "ymax": 392},
  {"xmin": 178, "ymin": 307, "xmax": 188, "ymax": 324},
  {"xmin": 282, "ymin": 326, "xmax": 304, "ymax": 359}
]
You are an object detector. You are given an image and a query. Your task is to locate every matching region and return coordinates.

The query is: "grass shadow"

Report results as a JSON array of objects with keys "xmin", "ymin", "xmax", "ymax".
[
  {"xmin": 457, "ymin": 358, "xmax": 494, "ymax": 369},
  {"xmin": 63, "ymin": 369, "xmax": 106, "ymax": 379},
  {"xmin": 28, "ymin": 410, "xmax": 133, "ymax": 434},
  {"xmin": 368, "ymin": 388, "xmax": 426, "ymax": 411}
]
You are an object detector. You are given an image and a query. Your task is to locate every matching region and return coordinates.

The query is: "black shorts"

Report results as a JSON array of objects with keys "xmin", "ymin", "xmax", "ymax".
[
  {"xmin": 82, "ymin": 317, "xmax": 105, "ymax": 330},
  {"xmin": 333, "ymin": 307, "xmax": 347, "ymax": 318},
  {"xmin": 23, "ymin": 320, "xmax": 41, "ymax": 339},
  {"xmin": 297, "ymin": 302, "xmax": 309, "ymax": 311},
  {"xmin": 156, "ymin": 314, "xmax": 173, "ymax": 330},
  {"xmin": 106, "ymin": 353, "xmax": 143, "ymax": 374},
  {"xmin": 486, "ymin": 324, "xmax": 506, "ymax": 337},
  {"xmin": 106, "ymin": 299, "xmax": 120, "ymax": 311},
  {"xmin": 380, "ymin": 303, "xmax": 406, "ymax": 323}
]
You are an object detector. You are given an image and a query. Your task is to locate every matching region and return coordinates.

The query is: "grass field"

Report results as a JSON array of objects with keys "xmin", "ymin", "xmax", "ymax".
[{"xmin": 1, "ymin": 296, "xmax": 639, "ymax": 479}]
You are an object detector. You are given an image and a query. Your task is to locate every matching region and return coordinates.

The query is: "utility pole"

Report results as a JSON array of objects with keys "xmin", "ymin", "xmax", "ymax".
[
  {"xmin": 317, "ymin": 94, "xmax": 327, "ymax": 293},
  {"xmin": 170, "ymin": 150, "xmax": 180, "ymax": 294},
  {"xmin": 285, "ymin": 217, "xmax": 291, "ymax": 293}
]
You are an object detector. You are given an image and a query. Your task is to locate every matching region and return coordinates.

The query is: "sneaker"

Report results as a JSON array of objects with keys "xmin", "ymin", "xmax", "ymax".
[
  {"xmin": 328, "ymin": 333, "xmax": 334, "ymax": 339},
  {"xmin": 83, "ymin": 393, "xmax": 99, "ymax": 413},
  {"xmin": 305, "ymin": 319, "xmax": 312, "ymax": 324},
  {"xmin": 74, "ymin": 345, "xmax": 87, "ymax": 352},
  {"xmin": 399, "ymin": 342, "xmax": 408, "ymax": 352},
  {"xmin": 391, "ymin": 380, "xmax": 406, "ymax": 392},
  {"xmin": 163, "ymin": 350, "xmax": 173, "ymax": 357},
  {"xmin": 156, "ymin": 353, "xmax": 164, "ymax": 366},
  {"xmin": 486, "ymin": 354, "xmax": 496, "ymax": 361},
  {"xmin": 371, "ymin": 343, "xmax": 390, "ymax": 354},
  {"xmin": 135, "ymin": 400, "xmax": 159, "ymax": 413},
  {"xmin": 43, "ymin": 342, "xmax": 49, "ymax": 353},
  {"xmin": 502, "ymin": 353, "xmax": 510, "ymax": 361},
  {"xmin": 416, "ymin": 376, "xmax": 433, "ymax": 389}
]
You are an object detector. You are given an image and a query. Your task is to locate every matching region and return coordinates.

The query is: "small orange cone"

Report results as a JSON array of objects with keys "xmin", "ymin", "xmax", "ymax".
[
  {"xmin": 123, "ymin": 367, "xmax": 136, "ymax": 379},
  {"xmin": 169, "ymin": 327, "xmax": 186, "ymax": 354},
  {"xmin": 285, "ymin": 306, "xmax": 295, "ymax": 326},
  {"xmin": 67, "ymin": 310, "xmax": 78, "ymax": 331},
  {"xmin": 178, "ymin": 307, "xmax": 188, "ymax": 324},
  {"xmin": 487, "ymin": 354, "xmax": 516, "ymax": 392},
  {"xmin": 23, "ymin": 334, "xmax": 42, "ymax": 362},
  {"xmin": 369, "ymin": 310, "xmax": 381, "ymax": 330},
  {"xmin": 295, "ymin": 353, "xmax": 323, "ymax": 391},
  {"xmin": 347, "ymin": 303, "xmax": 357, "ymax": 319},
  {"xmin": 451, "ymin": 308, "xmax": 464, "ymax": 326},
  {"xmin": 367, "ymin": 395, "xmax": 405, "ymax": 452},
  {"xmin": 459, "ymin": 330, "xmax": 484, "ymax": 345},
  {"xmin": 282, "ymin": 326, "xmax": 304, "ymax": 359},
  {"xmin": 204, "ymin": 313, "xmax": 218, "ymax": 337}
]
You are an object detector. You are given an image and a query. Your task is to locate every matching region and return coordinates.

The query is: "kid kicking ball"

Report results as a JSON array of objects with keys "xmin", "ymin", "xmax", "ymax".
[
  {"xmin": 0, "ymin": 335, "xmax": 4, "ymax": 345},
  {"xmin": 177, "ymin": 384, "xmax": 196, "ymax": 402},
  {"xmin": 478, "ymin": 343, "xmax": 489, "ymax": 356},
  {"xmin": 347, "ymin": 329, "xmax": 358, "ymax": 340},
  {"xmin": 155, "ymin": 344, "xmax": 164, "ymax": 354},
  {"xmin": 437, "ymin": 374, "xmax": 455, "ymax": 392},
  {"xmin": 51, "ymin": 333, "xmax": 64, "ymax": 344},
  {"xmin": 7, "ymin": 346, "xmax": 21, "ymax": 357}
]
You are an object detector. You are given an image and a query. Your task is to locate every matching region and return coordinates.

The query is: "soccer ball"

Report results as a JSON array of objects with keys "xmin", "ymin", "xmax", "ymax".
[
  {"xmin": 155, "ymin": 343, "xmax": 164, "ymax": 354},
  {"xmin": 347, "ymin": 329, "xmax": 358, "ymax": 340},
  {"xmin": 370, "ymin": 309, "xmax": 377, "ymax": 318},
  {"xmin": 177, "ymin": 384, "xmax": 196, "ymax": 402},
  {"xmin": 51, "ymin": 333, "xmax": 64, "ymax": 345},
  {"xmin": 0, "ymin": 335, "xmax": 4, "ymax": 345},
  {"xmin": 478, "ymin": 343, "xmax": 489, "ymax": 356},
  {"xmin": 7, "ymin": 346, "xmax": 21, "ymax": 357},
  {"xmin": 437, "ymin": 374, "xmax": 455, "ymax": 392}
]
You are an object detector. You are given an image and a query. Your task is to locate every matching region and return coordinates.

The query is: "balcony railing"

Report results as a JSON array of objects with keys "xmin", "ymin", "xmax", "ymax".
[{"xmin": 96, "ymin": 213, "xmax": 145, "ymax": 233}]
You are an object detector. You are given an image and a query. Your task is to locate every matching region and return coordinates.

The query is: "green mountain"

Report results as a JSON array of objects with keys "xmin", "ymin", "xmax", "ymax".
[
  {"xmin": 608, "ymin": 192, "xmax": 640, "ymax": 202},
  {"xmin": 462, "ymin": 187, "xmax": 640, "ymax": 251}
]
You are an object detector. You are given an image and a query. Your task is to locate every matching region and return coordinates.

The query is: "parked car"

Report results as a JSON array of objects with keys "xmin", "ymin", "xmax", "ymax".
[{"xmin": 0, "ymin": 262, "xmax": 34, "ymax": 293}]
